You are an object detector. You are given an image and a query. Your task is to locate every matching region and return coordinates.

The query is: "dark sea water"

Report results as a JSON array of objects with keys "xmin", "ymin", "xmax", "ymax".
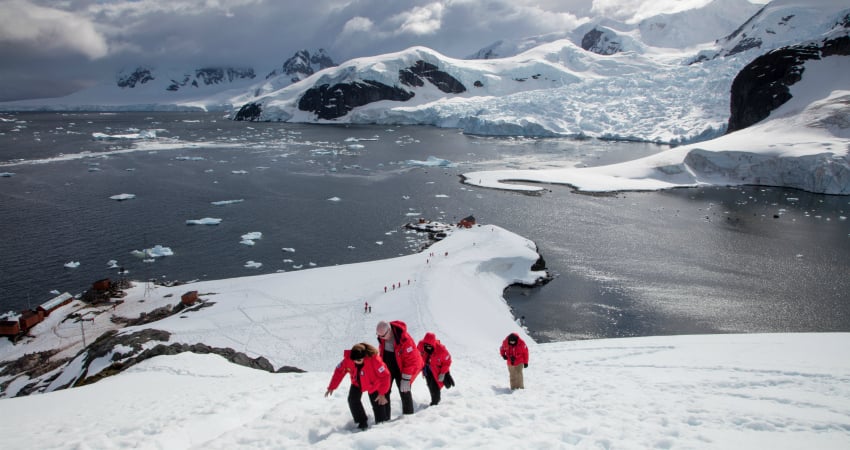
[{"xmin": 1, "ymin": 112, "xmax": 848, "ymax": 342}]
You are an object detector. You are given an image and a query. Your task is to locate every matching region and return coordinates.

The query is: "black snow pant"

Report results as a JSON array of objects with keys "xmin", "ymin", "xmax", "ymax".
[
  {"xmin": 348, "ymin": 385, "xmax": 389, "ymax": 428},
  {"xmin": 424, "ymin": 369, "xmax": 441, "ymax": 405},
  {"xmin": 383, "ymin": 350, "xmax": 415, "ymax": 415}
]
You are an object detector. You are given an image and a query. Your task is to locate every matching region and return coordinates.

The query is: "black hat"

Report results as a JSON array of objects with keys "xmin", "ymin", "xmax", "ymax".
[
  {"xmin": 349, "ymin": 348, "xmax": 366, "ymax": 360},
  {"xmin": 507, "ymin": 333, "xmax": 518, "ymax": 344}
]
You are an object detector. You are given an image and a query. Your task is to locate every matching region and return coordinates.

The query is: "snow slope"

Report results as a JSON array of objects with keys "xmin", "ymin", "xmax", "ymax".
[
  {"xmin": 0, "ymin": 224, "xmax": 848, "ymax": 449},
  {"xmin": 462, "ymin": 55, "xmax": 850, "ymax": 195}
]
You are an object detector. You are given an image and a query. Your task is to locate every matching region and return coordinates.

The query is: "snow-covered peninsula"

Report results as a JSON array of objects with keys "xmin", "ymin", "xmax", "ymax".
[{"xmin": 0, "ymin": 224, "xmax": 848, "ymax": 449}]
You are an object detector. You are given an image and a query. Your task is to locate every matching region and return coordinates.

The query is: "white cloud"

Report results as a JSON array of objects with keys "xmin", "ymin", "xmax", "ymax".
[
  {"xmin": 341, "ymin": 16, "xmax": 375, "ymax": 34},
  {"xmin": 391, "ymin": 3, "xmax": 444, "ymax": 36},
  {"xmin": 0, "ymin": 0, "xmax": 108, "ymax": 59}
]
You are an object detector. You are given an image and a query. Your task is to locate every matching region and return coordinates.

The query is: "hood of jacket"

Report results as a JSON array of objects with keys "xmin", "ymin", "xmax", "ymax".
[{"xmin": 422, "ymin": 332, "xmax": 437, "ymax": 347}]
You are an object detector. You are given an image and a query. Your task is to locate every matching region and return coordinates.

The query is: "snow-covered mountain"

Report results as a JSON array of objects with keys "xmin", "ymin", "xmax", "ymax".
[
  {"xmin": 0, "ymin": 50, "xmax": 336, "ymax": 112},
  {"xmin": 468, "ymin": 0, "xmax": 762, "ymax": 59},
  {"xmin": 228, "ymin": 1, "xmax": 848, "ymax": 143},
  {"xmin": 697, "ymin": 0, "xmax": 850, "ymax": 60}
]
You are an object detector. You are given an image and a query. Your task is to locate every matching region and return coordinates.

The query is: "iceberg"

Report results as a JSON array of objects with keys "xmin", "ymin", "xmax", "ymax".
[
  {"xmin": 186, "ymin": 218, "xmax": 222, "ymax": 225},
  {"xmin": 406, "ymin": 156, "xmax": 456, "ymax": 168},
  {"xmin": 131, "ymin": 245, "xmax": 174, "ymax": 258},
  {"xmin": 211, "ymin": 199, "xmax": 244, "ymax": 206},
  {"xmin": 92, "ymin": 129, "xmax": 156, "ymax": 140}
]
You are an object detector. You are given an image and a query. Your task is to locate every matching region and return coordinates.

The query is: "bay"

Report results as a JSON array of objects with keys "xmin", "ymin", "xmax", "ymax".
[{"xmin": 1, "ymin": 111, "xmax": 848, "ymax": 341}]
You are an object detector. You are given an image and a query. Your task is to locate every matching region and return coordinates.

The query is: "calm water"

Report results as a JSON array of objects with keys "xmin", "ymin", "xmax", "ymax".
[{"xmin": 1, "ymin": 112, "xmax": 848, "ymax": 342}]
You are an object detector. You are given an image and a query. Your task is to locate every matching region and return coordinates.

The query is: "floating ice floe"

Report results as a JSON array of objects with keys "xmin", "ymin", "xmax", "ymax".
[
  {"xmin": 376, "ymin": 241, "xmax": 384, "ymax": 245},
  {"xmin": 282, "ymin": 247, "xmax": 295, "ymax": 253},
  {"xmin": 231, "ymin": 170, "xmax": 248, "ymax": 175},
  {"xmin": 406, "ymin": 156, "xmax": 455, "ymax": 167},
  {"xmin": 110, "ymin": 193, "xmax": 136, "ymax": 201},
  {"xmin": 107, "ymin": 260, "xmax": 119, "ymax": 269},
  {"xmin": 0, "ymin": 172, "xmax": 14, "ymax": 177},
  {"xmin": 186, "ymin": 218, "xmax": 222, "ymax": 225},
  {"xmin": 211, "ymin": 199, "xmax": 244, "ymax": 206},
  {"xmin": 327, "ymin": 197, "xmax": 341, "ymax": 202},
  {"xmin": 131, "ymin": 245, "xmax": 174, "ymax": 259},
  {"xmin": 435, "ymin": 194, "xmax": 449, "ymax": 198},
  {"xmin": 240, "ymin": 232, "xmax": 262, "ymax": 246},
  {"xmin": 244, "ymin": 261, "xmax": 262, "ymax": 269},
  {"xmin": 92, "ymin": 130, "xmax": 156, "ymax": 140},
  {"xmin": 64, "ymin": 261, "xmax": 80, "ymax": 269},
  {"xmin": 175, "ymin": 156, "xmax": 205, "ymax": 161},
  {"xmin": 347, "ymin": 144, "xmax": 365, "ymax": 150}
]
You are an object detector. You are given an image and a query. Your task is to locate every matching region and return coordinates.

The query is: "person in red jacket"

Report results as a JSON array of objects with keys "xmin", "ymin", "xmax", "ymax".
[
  {"xmin": 417, "ymin": 332, "xmax": 452, "ymax": 406},
  {"xmin": 325, "ymin": 343, "xmax": 391, "ymax": 430},
  {"xmin": 500, "ymin": 333, "xmax": 529, "ymax": 390},
  {"xmin": 376, "ymin": 320, "xmax": 424, "ymax": 415}
]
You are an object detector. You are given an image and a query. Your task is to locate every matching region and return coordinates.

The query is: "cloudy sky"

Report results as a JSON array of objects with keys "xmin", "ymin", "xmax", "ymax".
[{"xmin": 0, "ymin": 0, "xmax": 765, "ymax": 101}]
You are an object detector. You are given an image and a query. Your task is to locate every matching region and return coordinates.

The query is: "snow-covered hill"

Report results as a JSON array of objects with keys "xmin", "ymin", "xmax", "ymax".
[{"xmin": 0, "ymin": 225, "xmax": 848, "ymax": 449}]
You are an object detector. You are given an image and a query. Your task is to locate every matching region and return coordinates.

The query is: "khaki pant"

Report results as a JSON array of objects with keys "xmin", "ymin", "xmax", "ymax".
[{"xmin": 508, "ymin": 364, "xmax": 524, "ymax": 389}]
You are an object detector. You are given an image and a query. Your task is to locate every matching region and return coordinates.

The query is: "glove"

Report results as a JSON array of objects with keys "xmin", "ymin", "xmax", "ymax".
[
  {"xmin": 510, "ymin": 356, "xmax": 516, "ymax": 365},
  {"xmin": 524, "ymin": 363, "xmax": 528, "ymax": 368},
  {"xmin": 502, "ymin": 354, "xmax": 507, "ymax": 360},
  {"xmin": 400, "ymin": 376, "xmax": 411, "ymax": 393},
  {"xmin": 438, "ymin": 373, "xmax": 445, "ymax": 383}
]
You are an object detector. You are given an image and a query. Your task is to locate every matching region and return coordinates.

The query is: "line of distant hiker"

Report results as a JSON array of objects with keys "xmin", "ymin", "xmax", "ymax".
[{"xmin": 324, "ymin": 319, "xmax": 528, "ymax": 431}]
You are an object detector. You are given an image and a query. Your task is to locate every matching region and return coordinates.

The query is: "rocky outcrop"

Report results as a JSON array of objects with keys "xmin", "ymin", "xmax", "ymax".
[
  {"xmin": 167, "ymin": 67, "xmax": 255, "ymax": 91},
  {"xmin": 117, "ymin": 67, "xmax": 154, "ymax": 88},
  {"xmin": 267, "ymin": 49, "xmax": 336, "ymax": 82},
  {"xmin": 581, "ymin": 28, "xmax": 623, "ymax": 55},
  {"xmin": 297, "ymin": 80, "xmax": 415, "ymax": 120},
  {"xmin": 69, "ymin": 329, "xmax": 303, "ymax": 389},
  {"xmin": 234, "ymin": 102, "xmax": 264, "ymax": 121},
  {"xmin": 399, "ymin": 60, "xmax": 466, "ymax": 94},
  {"xmin": 728, "ymin": 36, "xmax": 850, "ymax": 133}
]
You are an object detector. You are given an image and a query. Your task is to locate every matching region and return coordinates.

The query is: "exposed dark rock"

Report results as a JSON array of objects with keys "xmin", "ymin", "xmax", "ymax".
[
  {"xmin": 117, "ymin": 67, "xmax": 154, "ymax": 88},
  {"xmin": 398, "ymin": 60, "xmax": 466, "ymax": 94},
  {"xmin": 727, "ymin": 36, "xmax": 849, "ymax": 133},
  {"xmin": 474, "ymin": 80, "xmax": 484, "ymax": 87},
  {"xmin": 581, "ymin": 28, "xmax": 623, "ymax": 55},
  {"xmin": 727, "ymin": 37, "xmax": 764, "ymax": 56},
  {"xmin": 234, "ymin": 102, "xmax": 263, "ymax": 121},
  {"xmin": 298, "ymin": 81, "xmax": 415, "ymax": 120},
  {"xmin": 70, "ymin": 328, "xmax": 299, "ymax": 388},
  {"xmin": 166, "ymin": 67, "xmax": 256, "ymax": 92},
  {"xmin": 266, "ymin": 49, "xmax": 336, "ymax": 81}
]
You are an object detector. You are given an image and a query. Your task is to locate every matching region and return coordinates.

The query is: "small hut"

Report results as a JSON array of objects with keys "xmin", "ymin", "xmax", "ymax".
[
  {"xmin": 37, "ymin": 292, "xmax": 73, "ymax": 317},
  {"xmin": 181, "ymin": 290, "xmax": 199, "ymax": 306},
  {"xmin": 0, "ymin": 320, "xmax": 21, "ymax": 336},
  {"xmin": 457, "ymin": 215, "xmax": 476, "ymax": 228},
  {"xmin": 19, "ymin": 310, "xmax": 44, "ymax": 331}
]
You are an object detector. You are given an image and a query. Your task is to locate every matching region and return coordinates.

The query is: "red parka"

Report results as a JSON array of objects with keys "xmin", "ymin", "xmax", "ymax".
[
  {"xmin": 500, "ymin": 333, "xmax": 529, "ymax": 366},
  {"xmin": 417, "ymin": 332, "xmax": 452, "ymax": 388},
  {"xmin": 327, "ymin": 350, "xmax": 392, "ymax": 395},
  {"xmin": 378, "ymin": 320, "xmax": 424, "ymax": 381}
]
